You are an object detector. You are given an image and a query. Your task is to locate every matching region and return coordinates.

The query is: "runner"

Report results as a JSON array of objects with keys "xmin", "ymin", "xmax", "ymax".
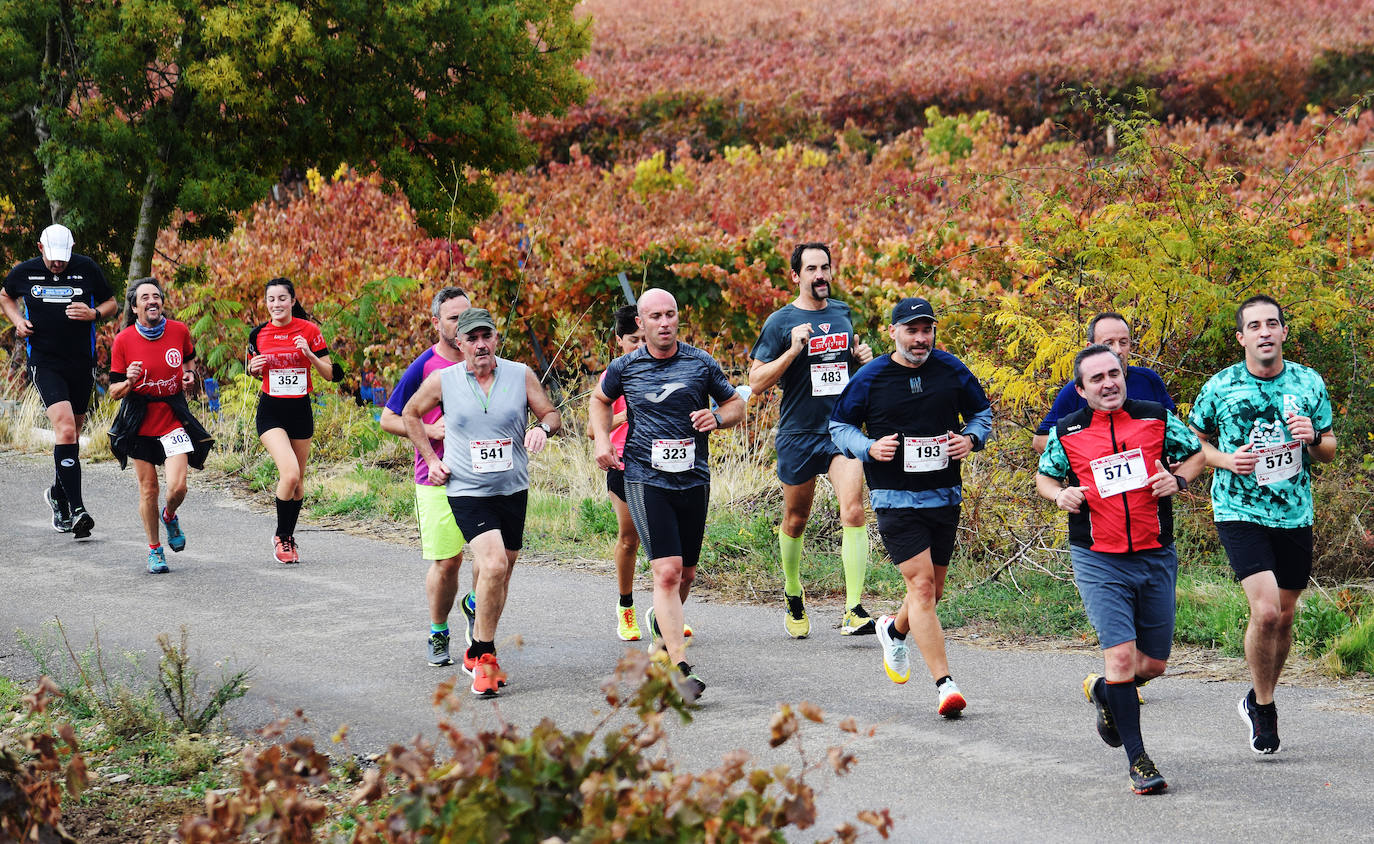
[
  {"xmin": 401, "ymin": 307, "xmax": 561, "ymax": 697},
  {"xmin": 107, "ymin": 279, "xmax": 214, "ymax": 573},
  {"xmin": 829, "ymin": 297, "xmax": 991, "ymax": 717},
  {"xmin": 749, "ymin": 242, "xmax": 875, "ymax": 639},
  {"xmin": 246, "ymin": 278, "xmax": 338, "ymax": 564},
  {"xmin": 379, "ymin": 286, "xmax": 477, "ymax": 667},
  {"xmin": 1, "ymin": 224, "xmax": 117, "ymax": 538},
  {"xmin": 1187, "ymin": 295, "xmax": 1336, "ymax": 755},
  {"xmin": 1036, "ymin": 344, "xmax": 1204, "ymax": 794},
  {"xmin": 599, "ymin": 304, "xmax": 647, "ymax": 641},
  {"xmin": 1032, "ymin": 312, "xmax": 1174, "ymax": 454},
  {"xmin": 590, "ymin": 287, "xmax": 745, "ymax": 702}
]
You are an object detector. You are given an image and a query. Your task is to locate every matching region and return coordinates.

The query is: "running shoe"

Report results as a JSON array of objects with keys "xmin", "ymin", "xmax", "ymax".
[
  {"xmin": 1084, "ymin": 674, "xmax": 1123, "ymax": 748},
  {"xmin": 161, "ymin": 508, "xmax": 186, "ymax": 552},
  {"xmin": 1128, "ymin": 753, "xmax": 1168, "ymax": 795},
  {"xmin": 69, "ymin": 507, "xmax": 94, "ymax": 539},
  {"xmin": 427, "ymin": 630, "xmax": 453, "ymax": 667},
  {"xmin": 645, "ymin": 608, "xmax": 692, "ymax": 648},
  {"xmin": 616, "ymin": 604, "xmax": 642, "ymax": 641},
  {"xmin": 273, "ymin": 535, "xmax": 299, "ymax": 564},
  {"xmin": 462, "ymin": 650, "xmax": 508, "ymax": 687},
  {"xmin": 146, "ymin": 546, "xmax": 169, "ymax": 574},
  {"xmin": 840, "ymin": 603, "xmax": 877, "ymax": 636},
  {"xmin": 937, "ymin": 678, "xmax": 967, "ymax": 718},
  {"xmin": 44, "ymin": 487, "xmax": 73, "ymax": 533},
  {"xmin": 469, "ymin": 653, "xmax": 506, "ymax": 698},
  {"xmin": 1238, "ymin": 688, "xmax": 1280, "ymax": 754},
  {"xmin": 784, "ymin": 592, "xmax": 811, "ymax": 639},
  {"xmin": 676, "ymin": 663, "xmax": 706, "ymax": 703},
  {"xmin": 876, "ymin": 615, "xmax": 910, "ymax": 684},
  {"xmin": 461, "ymin": 590, "xmax": 477, "ymax": 647}
]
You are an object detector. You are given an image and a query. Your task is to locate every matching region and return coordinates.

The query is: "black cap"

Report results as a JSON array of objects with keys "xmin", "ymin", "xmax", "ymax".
[
  {"xmin": 891, "ymin": 297, "xmax": 937, "ymax": 325},
  {"xmin": 456, "ymin": 308, "xmax": 496, "ymax": 334}
]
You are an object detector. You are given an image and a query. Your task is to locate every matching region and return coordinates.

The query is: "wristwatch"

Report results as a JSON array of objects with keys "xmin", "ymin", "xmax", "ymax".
[
  {"xmin": 1172, "ymin": 473, "xmax": 1188, "ymax": 491},
  {"xmin": 536, "ymin": 421, "xmax": 552, "ymax": 435},
  {"xmin": 712, "ymin": 411, "xmax": 723, "ymax": 428}
]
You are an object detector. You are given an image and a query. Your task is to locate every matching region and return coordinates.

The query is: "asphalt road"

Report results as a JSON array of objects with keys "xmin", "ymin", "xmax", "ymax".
[{"xmin": 1, "ymin": 452, "xmax": 1371, "ymax": 841}]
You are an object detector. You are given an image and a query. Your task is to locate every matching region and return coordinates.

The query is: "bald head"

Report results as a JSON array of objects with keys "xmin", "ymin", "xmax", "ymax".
[{"xmin": 637, "ymin": 287, "xmax": 681, "ymax": 357}]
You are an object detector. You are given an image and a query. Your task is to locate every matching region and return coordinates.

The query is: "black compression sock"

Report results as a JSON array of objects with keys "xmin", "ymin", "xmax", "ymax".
[
  {"xmin": 934, "ymin": 674, "xmax": 953, "ymax": 689},
  {"xmin": 677, "ymin": 661, "xmax": 693, "ymax": 676},
  {"xmin": 466, "ymin": 639, "xmax": 495, "ymax": 659},
  {"xmin": 54, "ymin": 444, "xmax": 83, "ymax": 509},
  {"xmin": 619, "ymin": 593, "xmax": 634, "ymax": 608},
  {"xmin": 276, "ymin": 497, "xmax": 303, "ymax": 537},
  {"xmin": 1102, "ymin": 679, "xmax": 1146, "ymax": 763},
  {"xmin": 889, "ymin": 625, "xmax": 907, "ymax": 641}
]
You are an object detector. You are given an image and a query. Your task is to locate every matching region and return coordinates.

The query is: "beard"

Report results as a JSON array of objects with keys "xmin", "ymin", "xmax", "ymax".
[{"xmin": 898, "ymin": 345, "xmax": 930, "ymax": 367}]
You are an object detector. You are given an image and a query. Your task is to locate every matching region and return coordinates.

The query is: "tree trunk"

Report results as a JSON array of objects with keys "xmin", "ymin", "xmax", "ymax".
[{"xmin": 127, "ymin": 170, "xmax": 161, "ymax": 283}]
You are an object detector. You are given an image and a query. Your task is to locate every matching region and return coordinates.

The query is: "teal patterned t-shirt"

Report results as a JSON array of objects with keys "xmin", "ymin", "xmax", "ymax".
[{"xmin": 1188, "ymin": 361, "xmax": 1333, "ymax": 528}]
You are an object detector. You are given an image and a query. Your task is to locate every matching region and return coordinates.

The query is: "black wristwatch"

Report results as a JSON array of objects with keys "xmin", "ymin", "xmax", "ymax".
[
  {"xmin": 1172, "ymin": 473, "xmax": 1188, "ymax": 491},
  {"xmin": 712, "ymin": 411, "xmax": 724, "ymax": 428}
]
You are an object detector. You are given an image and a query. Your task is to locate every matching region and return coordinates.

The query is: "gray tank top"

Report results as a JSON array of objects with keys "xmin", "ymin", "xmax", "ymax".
[{"xmin": 440, "ymin": 357, "xmax": 530, "ymax": 496}]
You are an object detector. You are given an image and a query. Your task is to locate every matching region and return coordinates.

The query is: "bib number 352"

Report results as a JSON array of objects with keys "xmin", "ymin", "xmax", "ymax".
[{"xmin": 268, "ymin": 367, "xmax": 307, "ymax": 397}]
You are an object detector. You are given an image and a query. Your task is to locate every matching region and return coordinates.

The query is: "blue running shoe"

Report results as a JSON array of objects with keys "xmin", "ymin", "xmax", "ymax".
[
  {"xmin": 162, "ymin": 508, "xmax": 186, "ymax": 552},
  {"xmin": 147, "ymin": 546, "xmax": 169, "ymax": 574}
]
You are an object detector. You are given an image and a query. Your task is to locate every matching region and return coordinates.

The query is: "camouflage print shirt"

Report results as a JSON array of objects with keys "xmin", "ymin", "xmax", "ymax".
[{"xmin": 1188, "ymin": 361, "xmax": 1333, "ymax": 528}]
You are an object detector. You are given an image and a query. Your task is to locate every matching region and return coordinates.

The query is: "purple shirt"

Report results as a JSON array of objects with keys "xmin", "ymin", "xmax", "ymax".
[{"xmin": 385, "ymin": 346, "xmax": 460, "ymax": 485}]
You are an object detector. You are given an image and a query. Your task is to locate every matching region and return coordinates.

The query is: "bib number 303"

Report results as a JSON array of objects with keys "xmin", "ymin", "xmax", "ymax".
[
  {"xmin": 159, "ymin": 427, "xmax": 194, "ymax": 458},
  {"xmin": 470, "ymin": 438, "xmax": 513, "ymax": 473}
]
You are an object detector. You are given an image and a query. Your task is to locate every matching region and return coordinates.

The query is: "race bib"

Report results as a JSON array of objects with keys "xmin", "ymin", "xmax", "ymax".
[
  {"xmin": 268, "ymin": 367, "xmax": 308, "ymax": 397},
  {"xmin": 903, "ymin": 435, "xmax": 949, "ymax": 473},
  {"xmin": 1254, "ymin": 441, "xmax": 1302, "ymax": 486},
  {"xmin": 810, "ymin": 362, "xmax": 849, "ymax": 396},
  {"xmin": 1090, "ymin": 447, "xmax": 1149, "ymax": 497},
  {"xmin": 469, "ymin": 438, "xmax": 513, "ymax": 473},
  {"xmin": 159, "ymin": 427, "xmax": 194, "ymax": 457},
  {"xmin": 651, "ymin": 438, "xmax": 695, "ymax": 473}
]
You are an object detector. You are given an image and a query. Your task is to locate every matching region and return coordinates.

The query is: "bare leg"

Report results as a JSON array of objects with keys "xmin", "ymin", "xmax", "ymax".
[
  {"xmin": 133, "ymin": 459, "xmax": 161, "ymax": 545},
  {"xmin": 652, "ymin": 555, "xmax": 688, "ymax": 664},
  {"xmin": 894, "ymin": 549, "xmax": 951, "ymax": 681}
]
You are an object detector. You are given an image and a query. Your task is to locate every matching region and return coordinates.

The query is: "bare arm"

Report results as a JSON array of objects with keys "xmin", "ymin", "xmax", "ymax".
[
  {"xmin": 1031, "ymin": 433, "xmax": 1048, "ymax": 454},
  {"xmin": 1191, "ymin": 426, "xmax": 1256, "ymax": 475},
  {"xmin": 402, "ymin": 372, "xmax": 447, "ymax": 483},
  {"xmin": 1036, "ymin": 472, "xmax": 1087, "ymax": 513},
  {"xmin": 691, "ymin": 393, "xmax": 745, "ymax": 432},
  {"xmin": 748, "ymin": 323, "xmax": 810, "ymax": 394},
  {"xmin": 0, "ymin": 289, "xmax": 32, "ymax": 337},
  {"xmin": 589, "ymin": 385, "xmax": 620, "ymax": 470},
  {"xmin": 523, "ymin": 367, "xmax": 562, "ymax": 454}
]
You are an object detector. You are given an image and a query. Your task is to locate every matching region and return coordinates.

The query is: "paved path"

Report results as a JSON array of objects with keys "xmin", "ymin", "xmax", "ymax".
[{"xmin": 1, "ymin": 453, "xmax": 1371, "ymax": 841}]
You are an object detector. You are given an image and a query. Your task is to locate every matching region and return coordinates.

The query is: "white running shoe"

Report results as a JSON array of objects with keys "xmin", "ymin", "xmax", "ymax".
[{"xmin": 876, "ymin": 615, "xmax": 910, "ymax": 684}]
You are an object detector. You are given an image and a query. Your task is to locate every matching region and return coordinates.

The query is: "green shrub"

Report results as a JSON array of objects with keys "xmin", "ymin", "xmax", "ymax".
[
  {"xmin": 576, "ymin": 496, "xmax": 617, "ymax": 538},
  {"xmin": 1324, "ymin": 610, "xmax": 1374, "ymax": 676}
]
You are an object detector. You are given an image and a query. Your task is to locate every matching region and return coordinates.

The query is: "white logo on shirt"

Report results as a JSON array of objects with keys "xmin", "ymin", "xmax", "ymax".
[{"xmin": 646, "ymin": 383, "xmax": 687, "ymax": 403}]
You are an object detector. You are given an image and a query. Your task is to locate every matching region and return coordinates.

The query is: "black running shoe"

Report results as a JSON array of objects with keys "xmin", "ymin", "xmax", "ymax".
[
  {"xmin": 676, "ymin": 664, "xmax": 705, "ymax": 703},
  {"xmin": 45, "ymin": 487, "xmax": 73, "ymax": 533},
  {"xmin": 1084, "ymin": 673, "xmax": 1122, "ymax": 748},
  {"xmin": 69, "ymin": 507, "xmax": 94, "ymax": 539},
  {"xmin": 1129, "ymin": 753, "xmax": 1168, "ymax": 794},
  {"xmin": 1238, "ymin": 688, "xmax": 1280, "ymax": 754}
]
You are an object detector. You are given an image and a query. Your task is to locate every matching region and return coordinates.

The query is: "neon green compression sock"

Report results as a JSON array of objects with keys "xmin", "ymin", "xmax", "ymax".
[
  {"xmin": 841, "ymin": 525, "xmax": 868, "ymax": 609},
  {"xmin": 778, "ymin": 528, "xmax": 803, "ymax": 596}
]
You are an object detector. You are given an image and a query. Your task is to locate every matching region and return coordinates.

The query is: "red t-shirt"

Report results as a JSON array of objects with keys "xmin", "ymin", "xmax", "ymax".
[
  {"xmin": 249, "ymin": 317, "xmax": 328, "ymax": 396},
  {"xmin": 110, "ymin": 320, "xmax": 195, "ymax": 437}
]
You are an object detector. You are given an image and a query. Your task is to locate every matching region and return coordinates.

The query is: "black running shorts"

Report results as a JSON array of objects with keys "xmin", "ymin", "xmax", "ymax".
[
  {"xmin": 875, "ymin": 504, "xmax": 961, "ymax": 568},
  {"xmin": 606, "ymin": 467, "xmax": 626, "ymax": 501},
  {"xmin": 624, "ymin": 481, "xmax": 708, "ymax": 567},
  {"xmin": 1216, "ymin": 521, "xmax": 1314, "ymax": 591},
  {"xmin": 448, "ymin": 490, "xmax": 528, "ymax": 551},
  {"xmin": 29, "ymin": 364, "xmax": 96, "ymax": 415},
  {"xmin": 255, "ymin": 394, "xmax": 314, "ymax": 439}
]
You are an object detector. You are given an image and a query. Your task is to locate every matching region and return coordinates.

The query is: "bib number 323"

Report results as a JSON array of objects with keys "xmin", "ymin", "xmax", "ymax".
[{"xmin": 651, "ymin": 438, "xmax": 695, "ymax": 473}]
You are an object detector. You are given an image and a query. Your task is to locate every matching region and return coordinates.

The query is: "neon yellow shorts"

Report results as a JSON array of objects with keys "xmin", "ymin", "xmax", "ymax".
[{"xmin": 415, "ymin": 483, "xmax": 465, "ymax": 561}]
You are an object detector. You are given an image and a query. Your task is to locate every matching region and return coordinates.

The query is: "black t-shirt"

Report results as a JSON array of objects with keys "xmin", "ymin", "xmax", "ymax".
[{"xmin": 3, "ymin": 254, "xmax": 113, "ymax": 368}]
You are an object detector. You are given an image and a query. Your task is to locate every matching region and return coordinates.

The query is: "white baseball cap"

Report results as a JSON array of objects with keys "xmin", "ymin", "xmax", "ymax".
[{"xmin": 40, "ymin": 224, "xmax": 75, "ymax": 262}]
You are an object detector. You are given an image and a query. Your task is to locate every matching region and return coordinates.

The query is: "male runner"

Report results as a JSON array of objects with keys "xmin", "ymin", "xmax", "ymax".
[
  {"xmin": 401, "ymin": 308, "xmax": 561, "ymax": 697},
  {"xmin": 749, "ymin": 242, "xmax": 875, "ymax": 638},
  {"xmin": 1188, "ymin": 295, "xmax": 1336, "ymax": 755},
  {"xmin": 1, "ymin": 224, "xmax": 117, "ymax": 537},
  {"xmin": 829, "ymin": 297, "xmax": 991, "ymax": 717},
  {"xmin": 1032, "ymin": 312, "xmax": 1174, "ymax": 454},
  {"xmin": 380, "ymin": 286, "xmax": 477, "ymax": 668},
  {"xmin": 107, "ymin": 279, "xmax": 214, "ymax": 573},
  {"xmin": 590, "ymin": 287, "xmax": 745, "ymax": 702},
  {"xmin": 1037, "ymin": 344, "xmax": 1204, "ymax": 794}
]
